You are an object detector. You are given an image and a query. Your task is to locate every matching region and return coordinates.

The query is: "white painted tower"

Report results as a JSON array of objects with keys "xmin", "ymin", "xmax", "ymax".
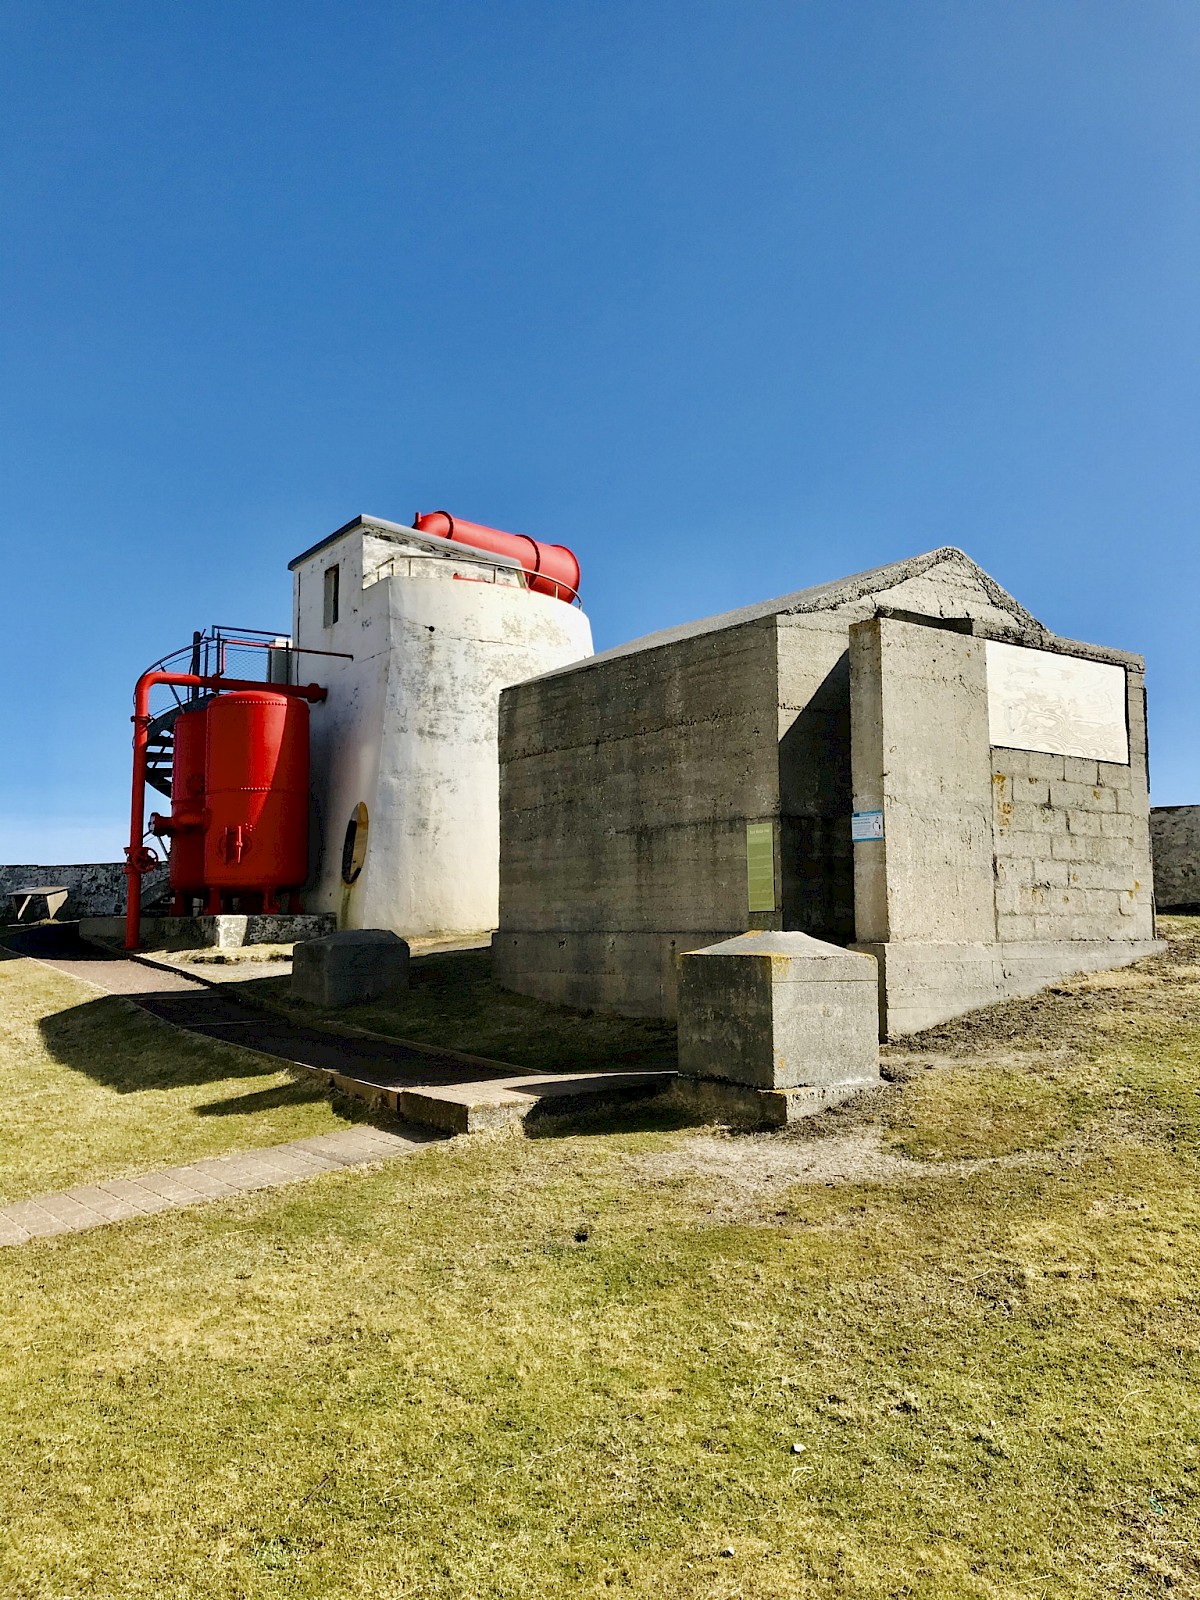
[{"xmin": 289, "ymin": 515, "xmax": 593, "ymax": 939}]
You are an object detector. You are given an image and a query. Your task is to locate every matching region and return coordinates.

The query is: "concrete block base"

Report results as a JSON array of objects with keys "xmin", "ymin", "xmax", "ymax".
[
  {"xmin": 677, "ymin": 931, "xmax": 881, "ymax": 1100},
  {"xmin": 667, "ymin": 1074, "xmax": 873, "ymax": 1129},
  {"xmin": 292, "ymin": 929, "xmax": 410, "ymax": 1009},
  {"xmin": 81, "ymin": 913, "xmax": 336, "ymax": 950},
  {"xmin": 854, "ymin": 937, "xmax": 1167, "ymax": 1037}
]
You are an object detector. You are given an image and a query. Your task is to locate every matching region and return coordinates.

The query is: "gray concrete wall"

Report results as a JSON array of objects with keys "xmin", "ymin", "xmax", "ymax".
[
  {"xmin": 1151, "ymin": 806, "xmax": 1200, "ymax": 908},
  {"xmin": 776, "ymin": 616, "xmax": 855, "ymax": 942},
  {"xmin": 0, "ymin": 863, "xmax": 151, "ymax": 919},
  {"xmin": 495, "ymin": 616, "xmax": 783, "ymax": 1016},
  {"xmin": 849, "ymin": 618, "xmax": 1158, "ymax": 1035}
]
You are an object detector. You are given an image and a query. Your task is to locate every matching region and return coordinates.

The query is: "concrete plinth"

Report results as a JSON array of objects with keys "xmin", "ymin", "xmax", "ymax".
[
  {"xmin": 291, "ymin": 929, "xmax": 410, "ymax": 1008},
  {"xmin": 676, "ymin": 931, "xmax": 879, "ymax": 1123}
]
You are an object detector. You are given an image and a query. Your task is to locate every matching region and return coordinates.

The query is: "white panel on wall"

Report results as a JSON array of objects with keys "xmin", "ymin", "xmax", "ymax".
[{"xmin": 985, "ymin": 641, "xmax": 1128, "ymax": 763}]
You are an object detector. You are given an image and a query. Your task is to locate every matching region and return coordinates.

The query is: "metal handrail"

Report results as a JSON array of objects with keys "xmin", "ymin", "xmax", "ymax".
[
  {"xmin": 366, "ymin": 547, "xmax": 582, "ymax": 605},
  {"xmin": 137, "ymin": 627, "xmax": 353, "ymax": 706}
]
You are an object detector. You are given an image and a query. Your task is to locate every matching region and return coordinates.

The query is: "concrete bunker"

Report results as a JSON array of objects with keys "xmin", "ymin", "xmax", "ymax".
[{"xmin": 495, "ymin": 546, "xmax": 1160, "ymax": 1037}]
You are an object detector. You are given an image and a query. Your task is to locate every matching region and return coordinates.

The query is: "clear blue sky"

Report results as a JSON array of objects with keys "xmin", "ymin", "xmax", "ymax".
[{"xmin": 2, "ymin": 1, "xmax": 1197, "ymax": 861}]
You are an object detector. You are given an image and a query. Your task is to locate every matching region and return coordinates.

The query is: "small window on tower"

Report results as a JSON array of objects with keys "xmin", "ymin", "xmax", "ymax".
[{"xmin": 323, "ymin": 564, "xmax": 340, "ymax": 627}]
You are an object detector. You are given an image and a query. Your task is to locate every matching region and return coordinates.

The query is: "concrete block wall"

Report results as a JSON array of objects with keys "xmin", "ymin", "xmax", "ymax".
[
  {"xmin": 1151, "ymin": 806, "xmax": 1200, "ymax": 908},
  {"xmin": 849, "ymin": 616, "xmax": 1159, "ymax": 1034},
  {"xmin": 992, "ymin": 747, "xmax": 1154, "ymax": 942}
]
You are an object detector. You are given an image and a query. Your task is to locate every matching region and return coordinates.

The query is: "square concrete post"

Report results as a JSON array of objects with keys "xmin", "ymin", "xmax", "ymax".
[
  {"xmin": 675, "ymin": 931, "xmax": 879, "ymax": 1125},
  {"xmin": 292, "ymin": 929, "xmax": 410, "ymax": 1008}
]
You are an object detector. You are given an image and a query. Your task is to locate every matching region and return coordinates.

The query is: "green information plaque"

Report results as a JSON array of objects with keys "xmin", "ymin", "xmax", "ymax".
[{"xmin": 745, "ymin": 821, "xmax": 776, "ymax": 913}]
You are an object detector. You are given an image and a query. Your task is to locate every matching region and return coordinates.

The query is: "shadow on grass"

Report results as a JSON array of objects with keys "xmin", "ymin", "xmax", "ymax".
[
  {"xmin": 244, "ymin": 946, "xmax": 680, "ymax": 1077},
  {"xmin": 35, "ymin": 990, "xmax": 320, "ymax": 1095},
  {"xmin": 194, "ymin": 1080, "xmax": 331, "ymax": 1117},
  {"xmin": 525, "ymin": 1095, "xmax": 695, "ymax": 1140}
]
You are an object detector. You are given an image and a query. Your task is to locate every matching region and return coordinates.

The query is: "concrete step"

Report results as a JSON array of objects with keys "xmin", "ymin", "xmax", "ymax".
[{"xmin": 306, "ymin": 1064, "xmax": 676, "ymax": 1135}]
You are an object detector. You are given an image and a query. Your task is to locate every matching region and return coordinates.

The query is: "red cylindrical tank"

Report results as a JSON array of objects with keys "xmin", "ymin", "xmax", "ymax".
[
  {"xmin": 203, "ymin": 690, "xmax": 310, "ymax": 913},
  {"xmin": 167, "ymin": 705, "xmax": 208, "ymax": 907},
  {"xmin": 414, "ymin": 510, "xmax": 581, "ymax": 603}
]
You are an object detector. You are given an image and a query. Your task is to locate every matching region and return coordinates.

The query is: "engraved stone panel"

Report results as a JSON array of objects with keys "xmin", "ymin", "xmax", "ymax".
[{"xmin": 985, "ymin": 641, "xmax": 1128, "ymax": 764}]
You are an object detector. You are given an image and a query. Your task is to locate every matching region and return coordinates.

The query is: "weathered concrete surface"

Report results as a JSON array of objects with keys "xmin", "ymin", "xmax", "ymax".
[
  {"xmin": 850, "ymin": 616, "xmax": 996, "ymax": 947},
  {"xmin": 291, "ymin": 516, "xmax": 592, "ymax": 943},
  {"xmin": 496, "ymin": 546, "xmax": 1159, "ymax": 1032},
  {"xmin": 850, "ymin": 613, "xmax": 1160, "ymax": 1036},
  {"xmin": 80, "ymin": 913, "xmax": 335, "ymax": 949},
  {"xmin": 677, "ymin": 932, "xmax": 879, "ymax": 1105},
  {"xmin": 496, "ymin": 614, "xmax": 783, "ymax": 1018},
  {"xmin": 664, "ymin": 1076, "xmax": 868, "ymax": 1129},
  {"xmin": 497, "ymin": 548, "xmax": 1043, "ymax": 1019},
  {"xmin": 864, "ymin": 938, "xmax": 1163, "ymax": 1037},
  {"xmin": 0, "ymin": 862, "xmax": 164, "ymax": 920},
  {"xmin": 292, "ymin": 929, "xmax": 410, "ymax": 1008},
  {"xmin": 1151, "ymin": 806, "xmax": 1200, "ymax": 908}
]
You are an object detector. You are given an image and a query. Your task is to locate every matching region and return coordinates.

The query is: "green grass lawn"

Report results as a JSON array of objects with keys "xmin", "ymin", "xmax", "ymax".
[
  {"xmin": 246, "ymin": 946, "xmax": 678, "ymax": 1074},
  {"xmin": 0, "ymin": 950, "xmax": 360, "ymax": 1203},
  {"xmin": 1, "ymin": 927, "xmax": 1199, "ymax": 1596}
]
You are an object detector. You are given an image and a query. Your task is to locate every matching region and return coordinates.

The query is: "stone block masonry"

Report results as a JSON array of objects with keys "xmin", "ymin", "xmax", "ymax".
[
  {"xmin": 0, "ymin": 862, "xmax": 162, "ymax": 920},
  {"xmin": 1151, "ymin": 806, "xmax": 1200, "ymax": 909},
  {"xmin": 991, "ymin": 686, "xmax": 1154, "ymax": 944}
]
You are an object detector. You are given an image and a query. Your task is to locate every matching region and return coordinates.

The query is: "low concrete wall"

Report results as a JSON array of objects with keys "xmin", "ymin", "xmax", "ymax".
[
  {"xmin": 0, "ymin": 862, "xmax": 159, "ymax": 920},
  {"xmin": 1151, "ymin": 806, "xmax": 1200, "ymax": 909},
  {"xmin": 80, "ymin": 913, "xmax": 336, "ymax": 949}
]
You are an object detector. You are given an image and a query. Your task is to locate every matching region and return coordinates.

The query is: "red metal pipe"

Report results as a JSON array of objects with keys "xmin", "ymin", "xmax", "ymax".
[
  {"xmin": 414, "ymin": 511, "xmax": 581, "ymax": 603},
  {"xmin": 124, "ymin": 669, "xmax": 326, "ymax": 951}
]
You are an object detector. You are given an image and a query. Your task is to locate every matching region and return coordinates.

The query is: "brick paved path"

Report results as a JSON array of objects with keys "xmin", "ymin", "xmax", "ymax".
[{"xmin": 0, "ymin": 1124, "xmax": 437, "ymax": 1247}]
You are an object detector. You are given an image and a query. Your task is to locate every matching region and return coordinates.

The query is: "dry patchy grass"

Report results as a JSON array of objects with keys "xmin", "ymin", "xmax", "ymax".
[
  {"xmin": 1, "ymin": 924, "xmax": 1199, "ymax": 1596},
  {"xmin": 0, "ymin": 952, "xmax": 358, "ymax": 1202}
]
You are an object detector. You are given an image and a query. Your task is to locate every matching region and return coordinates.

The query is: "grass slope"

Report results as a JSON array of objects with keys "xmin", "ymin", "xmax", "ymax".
[
  {"xmin": 0, "ymin": 925, "xmax": 1198, "ymax": 1596},
  {"xmin": 0, "ymin": 952, "xmax": 358, "ymax": 1202}
]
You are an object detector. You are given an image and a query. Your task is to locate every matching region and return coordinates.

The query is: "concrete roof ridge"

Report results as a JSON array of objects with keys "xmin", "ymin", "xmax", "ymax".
[{"xmin": 527, "ymin": 544, "xmax": 1046, "ymax": 680}]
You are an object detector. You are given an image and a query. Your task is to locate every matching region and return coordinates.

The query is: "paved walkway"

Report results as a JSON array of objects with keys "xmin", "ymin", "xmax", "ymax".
[
  {"xmin": 2, "ymin": 923, "xmax": 674, "ymax": 1217},
  {"xmin": 0, "ymin": 1124, "xmax": 436, "ymax": 1247},
  {"xmin": 8, "ymin": 923, "xmax": 525, "ymax": 1087},
  {"xmin": 6, "ymin": 924, "xmax": 676, "ymax": 1134}
]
